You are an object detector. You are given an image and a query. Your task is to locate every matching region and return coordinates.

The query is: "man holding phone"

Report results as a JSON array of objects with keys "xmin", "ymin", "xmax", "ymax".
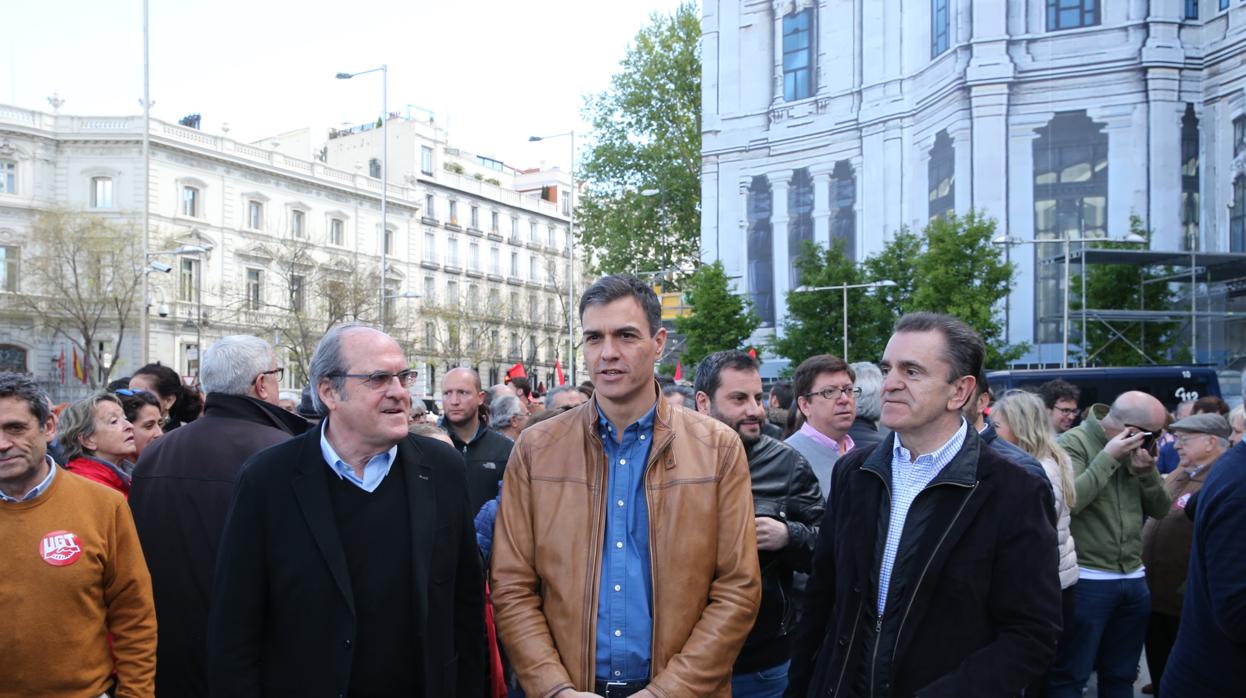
[{"xmin": 1049, "ymin": 391, "xmax": 1171, "ymax": 697}]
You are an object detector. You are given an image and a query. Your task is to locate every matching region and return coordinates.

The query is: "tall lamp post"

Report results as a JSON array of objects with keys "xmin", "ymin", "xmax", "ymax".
[
  {"xmin": 336, "ymin": 64, "xmax": 389, "ymax": 330},
  {"xmin": 792, "ymin": 280, "xmax": 896, "ymax": 361},
  {"xmin": 992, "ymin": 233, "xmax": 1146, "ymax": 368},
  {"xmin": 528, "ymin": 130, "xmax": 576, "ymax": 383}
]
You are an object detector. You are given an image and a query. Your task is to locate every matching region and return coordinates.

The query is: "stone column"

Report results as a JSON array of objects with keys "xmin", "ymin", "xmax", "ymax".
[
  {"xmin": 1147, "ymin": 76, "xmax": 1184, "ymax": 251},
  {"xmin": 811, "ymin": 165, "xmax": 833, "ymax": 248},
  {"xmin": 770, "ymin": 172, "xmax": 792, "ymax": 330},
  {"xmin": 861, "ymin": 126, "xmax": 887, "ymax": 258},
  {"xmin": 951, "ymin": 125, "xmax": 974, "ymax": 215},
  {"xmin": 970, "ymin": 84, "xmax": 1010, "ymax": 222}
]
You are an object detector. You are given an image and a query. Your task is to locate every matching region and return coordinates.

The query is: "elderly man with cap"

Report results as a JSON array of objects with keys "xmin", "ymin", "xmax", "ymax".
[{"xmin": 1140, "ymin": 412, "xmax": 1231, "ymax": 694}]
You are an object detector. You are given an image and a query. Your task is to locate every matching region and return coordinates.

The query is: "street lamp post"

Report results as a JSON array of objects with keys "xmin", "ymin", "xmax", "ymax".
[
  {"xmin": 792, "ymin": 280, "xmax": 896, "ymax": 361},
  {"xmin": 528, "ymin": 130, "xmax": 576, "ymax": 383},
  {"xmin": 992, "ymin": 233, "xmax": 1146, "ymax": 368},
  {"xmin": 336, "ymin": 65, "xmax": 388, "ymax": 330}
]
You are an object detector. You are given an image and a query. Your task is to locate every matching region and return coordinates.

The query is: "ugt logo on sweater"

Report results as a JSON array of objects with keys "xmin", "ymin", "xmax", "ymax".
[{"xmin": 40, "ymin": 530, "xmax": 82, "ymax": 566}]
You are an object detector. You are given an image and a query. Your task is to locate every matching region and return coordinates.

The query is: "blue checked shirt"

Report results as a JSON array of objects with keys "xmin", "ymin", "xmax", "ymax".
[
  {"xmin": 320, "ymin": 420, "xmax": 397, "ymax": 492},
  {"xmin": 0, "ymin": 456, "xmax": 57, "ymax": 503},
  {"xmin": 594, "ymin": 401, "xmax": 657, "ymax": 682},
  {"xmin": 876, "ymin": 419, "xmax": 968, "ymax": 615}
]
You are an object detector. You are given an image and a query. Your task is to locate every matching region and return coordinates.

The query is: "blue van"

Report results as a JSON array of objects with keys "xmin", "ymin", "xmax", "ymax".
[{"xmin": 987, "ymin": 366, "xmax": 1221, "ymax": 413}]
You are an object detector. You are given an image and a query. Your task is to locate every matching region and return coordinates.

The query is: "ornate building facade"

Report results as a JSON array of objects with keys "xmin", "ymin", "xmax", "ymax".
[
  {"xmin": 0, "ymin": 104, "xmax": 577, "ymax": 401},
  {"xmin": 702, "ymin": 0, "xmax": 1246, "ymax": 371}
]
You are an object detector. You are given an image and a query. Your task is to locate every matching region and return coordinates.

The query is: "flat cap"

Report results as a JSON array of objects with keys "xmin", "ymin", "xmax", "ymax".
[{"xmin": 1169, "ymin": 413, "xmax": 1231, "ymax": 439}]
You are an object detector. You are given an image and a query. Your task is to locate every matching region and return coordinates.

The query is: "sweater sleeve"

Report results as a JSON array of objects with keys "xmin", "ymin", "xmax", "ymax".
[
  {"xmin": 104, "ymin": 498, "xmax": 157, "ymax": 698},
  {"xmin": 1137, "ymin": 467, "xmax": 1173, "ymax": 520},
  {"xmin": 1064, "ymin": 431, "xmax": 1121, "ymax": 515}
]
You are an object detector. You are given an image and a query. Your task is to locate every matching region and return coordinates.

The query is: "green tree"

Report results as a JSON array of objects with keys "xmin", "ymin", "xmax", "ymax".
[
  {"xmin": 675, "ymin": 261, "xmax": 759, "ymax": 368},
  {"xmin": 911, "ymin": 211, "xmax": 1023, "ymax": 367},
  {"xmin": 1071, "ymin": 215, "xmax": 1183, "ymax": 366},
  {"xmin": 772, "ymin": 240, "xmax": 881, "ymax": 364},
  {"xmin": 858, "ymin": 228, "xmax": 922, "ymax": 358},
  {"xmin": 577, "ymin": 2, "xmax": 701, "ymax": 283}
]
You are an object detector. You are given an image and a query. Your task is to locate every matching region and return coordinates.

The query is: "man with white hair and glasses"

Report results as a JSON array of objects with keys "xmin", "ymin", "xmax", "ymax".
[
  {"xmin": 208, "ymin": 323, "xmax": 485, "ymax": 697},
  {"xmin": 130, "ymin": 334, "xmax": 310, "ymax": 697}
]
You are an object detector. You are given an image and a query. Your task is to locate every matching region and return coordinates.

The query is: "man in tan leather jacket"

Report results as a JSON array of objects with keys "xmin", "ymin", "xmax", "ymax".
[{"xmin": 491, "ymin": 274, "xmax": 762, "ymax": 698}]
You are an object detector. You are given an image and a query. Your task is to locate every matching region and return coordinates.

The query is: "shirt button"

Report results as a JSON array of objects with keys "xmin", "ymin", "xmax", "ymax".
[
  {"xmin": 614, "ymin": 584, "xmax": 621, "ymax": 592},
  {"xmin": 614, "ymin": 629, "xmax": 622, "ymax": 637},
  {"xmin": 619, "ymin": 458, "xmax": 627, "ymax": 465},
  {"xmin": 616, "ymin": 541, "xmax": 623, "ymax": 549},
  {"xmin": 639, "ymin": 435, "xmax": 646, "ymax": 440},
  {"xmin": 617, "ymin": 499, "xmax": 624, "ymax": 507}
]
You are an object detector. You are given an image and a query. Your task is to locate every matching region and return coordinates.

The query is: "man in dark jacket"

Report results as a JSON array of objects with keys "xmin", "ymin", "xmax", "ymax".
[
  {"xmin": 1161, "ymin": 377, "xmax": 1246, "ymax": 697},
  {"xmin": 847, "ymin": 362, "xmax": 884, "ymax": 449},
  {"xmin": 695, "ymin": 350, "xmax": 823, "ymax": 697},
  {"xmin": 440, "ymin": 366, "xmax": 513, "ymax": 516},
  {"xmin": 207, "ymin": 323, "xmax": 484, "ymax": 697},
  {"xmin": 130, "ymin": 335, "xmax": 308, "ymax": 698},
  {"xmin": 788, "ymin": 313, "xmax": 1061, "ymax": 698}
]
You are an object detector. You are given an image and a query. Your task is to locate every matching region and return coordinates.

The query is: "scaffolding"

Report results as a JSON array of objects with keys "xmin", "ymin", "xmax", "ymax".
[{"xmin": 1045, "ymin": 247, "xmax": 1246, "ymax": 365}]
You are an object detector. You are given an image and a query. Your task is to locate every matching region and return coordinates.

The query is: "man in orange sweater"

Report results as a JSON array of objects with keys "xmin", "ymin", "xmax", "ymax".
[{"xmin": 0, "ymin": 373, "xmax": 156, "ymax": 698}]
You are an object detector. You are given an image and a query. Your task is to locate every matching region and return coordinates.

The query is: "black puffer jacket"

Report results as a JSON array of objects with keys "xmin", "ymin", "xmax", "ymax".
[
  {"xmin": 440, "ymin": 418, "xmax": 513, "ymax": 516},
  {"xmin": 736, "ymin": 434, "xmax": 825, "ymax": 673}
]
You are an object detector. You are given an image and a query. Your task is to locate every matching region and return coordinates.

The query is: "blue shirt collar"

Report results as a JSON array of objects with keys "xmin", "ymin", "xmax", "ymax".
[
  {"xmin": 595, "ymin": 399, "xmax": 658, "ymax": 442},
  {"xmin": 319, "ymin": 419, "xmax": 399, "ymax": 493},
  {"xmin": 0, "ymin": 455, "xmax": 58, "ymax": 503},
  {"xmin": 893, "ymin": 417, "xmax": 969, "ymax": 464}
]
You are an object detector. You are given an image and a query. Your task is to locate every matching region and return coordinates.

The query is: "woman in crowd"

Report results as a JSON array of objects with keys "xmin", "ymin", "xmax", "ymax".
[
  {"xmin": 1227, "ymin": 404, "xmax": 1244, "ymax": 447},
  {"xmin": 129, "ymin": 362, "xmax": 199, "ymax": 429},
  {"xmin": 59, "ymin": 392, "xmax": 137, "ymax": 497},
  {"xmin": 117, "ymin": 388, "xmax": 164, "ymax": 460},
  {"xmin": 990, "ymin": 389, "xmax": 1078, "ymax": 695}
]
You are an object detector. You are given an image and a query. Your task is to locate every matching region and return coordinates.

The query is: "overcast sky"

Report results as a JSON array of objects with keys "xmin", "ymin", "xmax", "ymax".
[{"xmin": 4, "ymin": 0, "xmax": 688, "ymax": 170}]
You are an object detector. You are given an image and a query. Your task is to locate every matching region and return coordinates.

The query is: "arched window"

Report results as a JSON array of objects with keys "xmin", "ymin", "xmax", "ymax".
[
  {"xmin": 928, "ymin": 131, "xmax": 955, "ymax": 221},
  {"xmin": 830, "ymin": 161, "xmax": 856, "ymax": 261},
  {"xmin": 788, "ymin": 168, "xmax": 814, "ymax": 287},
  {"xmin": 747, "ymin": 176, "xmax": 776, "ymax": 327},
  {"xmin": 1181, "ymin": 104, "xmax": 1199, "ymax": 251},
  {"xmin": 0, "ymin": 344, "xmax": 27, "ymax": 373},
  {"xmin": 1033, "ymin": 111, "xmax": 1108, "ymax": 343}
]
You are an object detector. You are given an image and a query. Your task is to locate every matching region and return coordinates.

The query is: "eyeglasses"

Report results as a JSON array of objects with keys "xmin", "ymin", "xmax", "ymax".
[
  {"xmin": 258, "ymin": 367, "xmax": 285, "ymax": 382},
  {"xmin": 804, "ymin": 386, "xmax": 861, "ymax": 401},
  {"xmin": 1054, "ymin": 407, "xmax": 1080, "ymax": 416},
  {"xmin": 331, "ymin": 369, "xmax": 417, "ymax": 390},
  {"xmin": 1174, "ymin": 433, "xmax": 1211, "ymax": 445}
]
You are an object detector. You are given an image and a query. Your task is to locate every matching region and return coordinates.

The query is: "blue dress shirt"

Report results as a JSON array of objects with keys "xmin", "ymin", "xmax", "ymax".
[
  {"xmin": 876, "ymin": 419, "xmax": 968, "ymax": 615},
  {"xmin": 595, "ymin": 401, "xmax": 657, "ymax": 682},
  {"xmin": 319, "ymin": 420, "xmax": 397, "ymax": 493}
]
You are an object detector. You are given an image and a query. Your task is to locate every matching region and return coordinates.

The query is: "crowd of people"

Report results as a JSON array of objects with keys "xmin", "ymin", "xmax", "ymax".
[{"xmin": 1, "ymin": 272, "xmax": 1243, "ymax": 698}]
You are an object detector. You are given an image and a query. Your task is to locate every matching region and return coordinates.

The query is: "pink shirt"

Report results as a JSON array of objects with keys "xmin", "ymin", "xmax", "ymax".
[{"xmin": 797, "ymin": 421, "xmax": 855, "ymax": 456}]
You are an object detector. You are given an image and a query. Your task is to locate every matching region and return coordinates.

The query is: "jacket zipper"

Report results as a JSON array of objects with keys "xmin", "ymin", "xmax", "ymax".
[
  {"xmin": 890, "ymin": 482, "xmax": 978, "ymax": 667},
  {"xmin": 864, "ymin": 470, "xmax": 891, "ymax": 698},
  {"xmin": 830, "ymin": 597, "xmax": 864, "ymax": 696}
]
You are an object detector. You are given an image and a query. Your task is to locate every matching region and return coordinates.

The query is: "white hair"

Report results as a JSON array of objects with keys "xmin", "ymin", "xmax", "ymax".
[
  {"xmin": 851, "ymin": 361, "xmax": 883, "ymax": 421},
  {"xmin": 490, "ymin": 393, "xmax": 525, "ymax": 425},
  {"xmin": 200, "ymin": 335, "xmax": 274, "ymax": 395}
]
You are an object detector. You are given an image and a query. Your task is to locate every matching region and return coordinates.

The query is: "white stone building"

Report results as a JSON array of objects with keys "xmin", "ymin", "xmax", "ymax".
[
  {"xmin": 702, "ymin": 0, "xmax": 1246, "ymax": 373},
  {"xmin": 0, "ymin": 104, "xmax": 578, "ymax": 402}
]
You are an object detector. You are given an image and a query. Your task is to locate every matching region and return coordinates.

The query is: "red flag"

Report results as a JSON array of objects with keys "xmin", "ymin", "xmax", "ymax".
[
  {"xmin": 673, "ymin": 360, "xmax": 682, "ymax": 382},
  {"xmin": 72, "ymin": 347, "xmax": 86, "ymax": 383},
  {"xmin": 57, "ymin": 347, "xmax": 65, "ymax": 385},
  {"xmin": 747, "ymin": 347, "xmax": 757, "ymax": 360},
  {"xmin": 555, "ymin": 360, "xmax": 565, "ymax": 386}
]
